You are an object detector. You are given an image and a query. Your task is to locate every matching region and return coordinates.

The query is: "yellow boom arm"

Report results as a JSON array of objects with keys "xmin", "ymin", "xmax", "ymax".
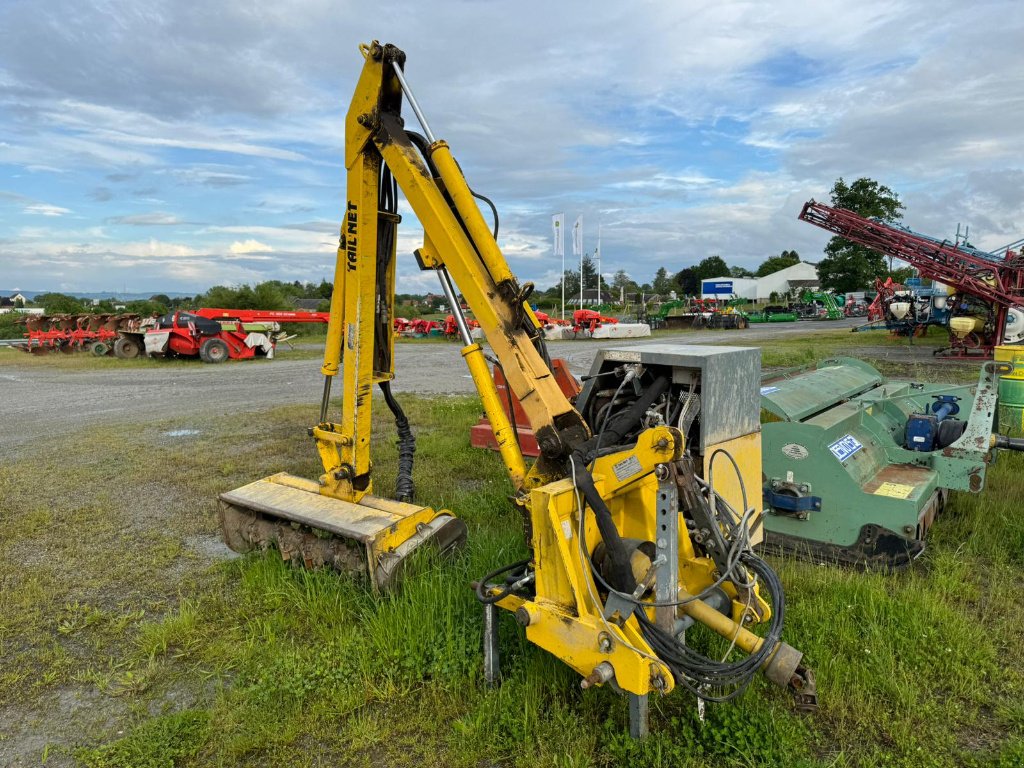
[{"xmin": 315, "ymin": 41, "xmax": 588, "ymax": 503}]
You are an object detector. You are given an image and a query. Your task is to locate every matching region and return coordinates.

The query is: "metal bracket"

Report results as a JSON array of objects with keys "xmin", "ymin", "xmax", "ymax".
[
  {"xmin": 654, "ymin": 466, "xmax": 679, "ymax": 633},
  {"xmin": 764, "ymin": 483, "xmax": 821, "ymax": 516},
  {"xmin": 629, "ymin": 693, "xmax": 649, "ymax": 739},
  {"xmin": 483, "ymin": 602, "xmax": 499, "ymax": 686}
]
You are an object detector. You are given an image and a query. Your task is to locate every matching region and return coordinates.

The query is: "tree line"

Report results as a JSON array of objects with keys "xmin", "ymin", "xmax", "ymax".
[
  {"xmin": 14, "ymin": 176, "xmax": 912, "ymax": 322},
  {"xmin": 542, "ymin": 250, "xmax": 803, "ymax": 304},
  {"xmin": 541, "ymin": 176, "xmax": 911, "ymax": 301}
]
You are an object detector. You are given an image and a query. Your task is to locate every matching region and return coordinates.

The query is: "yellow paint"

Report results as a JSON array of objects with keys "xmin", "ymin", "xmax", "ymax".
[
  {"xmin": 702, "ymin": 432, "xmax": 764, "ymax": 546},
  {"xmin": 229, "ymin": 40, "xmax": 795, "ymax": 703},
  {"xmin": 462, "ymin": 342, "xmax": 526, "ymax": 490}
]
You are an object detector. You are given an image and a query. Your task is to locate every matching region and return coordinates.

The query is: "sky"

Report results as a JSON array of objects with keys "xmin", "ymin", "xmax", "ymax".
[{"xmin": 1, "ymin": 0, "xmax": 1022, "ymax": 296}]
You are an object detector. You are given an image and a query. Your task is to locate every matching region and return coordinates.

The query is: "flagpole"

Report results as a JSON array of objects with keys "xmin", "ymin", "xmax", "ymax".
[
  {"xmin": 554, "ymin": 213, "xmax": 565, "ymax": 320},
  {"xmin": 579, "ymin": 217, "xmax": 584, "ymax": 310},
  {"xmin": 561, "ymin": 247, "xmax": 565, "ymax": 320}
]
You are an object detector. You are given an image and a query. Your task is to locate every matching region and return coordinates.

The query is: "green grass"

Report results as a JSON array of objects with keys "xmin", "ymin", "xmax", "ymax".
[{"xmin": 1, "ymin": 339, "xmax": 1022, "ymax": 766}]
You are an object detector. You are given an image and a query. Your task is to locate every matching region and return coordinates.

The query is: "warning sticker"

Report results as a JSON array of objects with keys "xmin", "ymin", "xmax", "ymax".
[
  {"xmin": 874, "ymin": 482, "xmax": 915, "ymax": 499},
  {"xmin": 612, "ymin": 454, "xmax": 643, "ymax": 482},
  {"xmin": 760, "ymin": 385, "xmax": 781, "ymax": 396},
  {"xmin": 828, "ymin": 434, "xmax": 863, "ymax": 462}
]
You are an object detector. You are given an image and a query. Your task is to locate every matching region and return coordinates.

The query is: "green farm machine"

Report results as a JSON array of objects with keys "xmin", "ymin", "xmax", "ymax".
[{"xmin": 759, "ymin": 356, "xmax": 1024, "ymax": 567}]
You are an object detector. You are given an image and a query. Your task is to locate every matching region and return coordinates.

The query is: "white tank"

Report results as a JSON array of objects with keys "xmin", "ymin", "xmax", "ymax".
[
  {"xmin": 1004, "ymin": 308, "xmax": 1024, "ymax": 344},
  {"xmin": 889, "ymin": 302, "xmax": 911, "ymax": 320}
]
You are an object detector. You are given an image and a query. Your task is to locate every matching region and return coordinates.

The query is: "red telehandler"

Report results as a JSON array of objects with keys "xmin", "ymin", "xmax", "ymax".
[{"xmin": 120, "ymin": 307, "xmax": 330, "ymax": 362}]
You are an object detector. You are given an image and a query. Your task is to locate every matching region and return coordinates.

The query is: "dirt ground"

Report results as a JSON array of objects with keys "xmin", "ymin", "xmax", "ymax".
[{"xmin": 0, "ymin": 320, "xmax": 882, "ymax": 459}]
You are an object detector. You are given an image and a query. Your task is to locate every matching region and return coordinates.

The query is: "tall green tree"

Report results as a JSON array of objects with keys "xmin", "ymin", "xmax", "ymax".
[
  {"xmin": 673, "ymin": 267, "xmax": 699, "ymax": 296},
  {"xmin": 652, "ymin": 267, "xmax": 675, "ymax": 296},
  {"xmin": 581, "ymin": 254, "xmax": 598, "ymax": 292},
  {"xmin": 694, "ymin": 255, "xmax": 730, "ymax": 282},
  {"xmin": 33, "ymin": 292, "xmax": 87, "ymax": 314},
  {"xmin": 817, "ymin": 177, "xmax": 905, "ymax": 292},
  {"xmin": 610, "ymin": 269, "xmax": 638, "ymax": 300},
  {"xmin": 756, "ymin": 250, "xmax": 800, "ymax": 277},
  {"xmin": 560, "ymin": 269, "xmax": 581, "ymax": 301}
]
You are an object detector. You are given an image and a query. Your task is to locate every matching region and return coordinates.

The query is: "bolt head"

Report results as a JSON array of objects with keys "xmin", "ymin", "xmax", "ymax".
[{"xmin": 514, "ymin": 607, "xmax": 531, "ymax": 627}]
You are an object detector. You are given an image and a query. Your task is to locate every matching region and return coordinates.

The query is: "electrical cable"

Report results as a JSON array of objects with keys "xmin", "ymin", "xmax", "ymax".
[{"xmin": 568, "ymin": 456, "xmax": 783, "ymax": 702}]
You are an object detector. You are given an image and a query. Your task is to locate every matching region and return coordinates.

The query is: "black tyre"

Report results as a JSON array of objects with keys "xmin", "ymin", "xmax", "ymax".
[
  {"xmin": 936, "ymin": 418, "xmax": 967, "ymax": 449},
  {"xmin": 113, "ymin": 336, "xmax": 142, "ymax": 359},
  {"xmin": 199, "ymin": 337, "xmax": 230, "ymax": 364}
]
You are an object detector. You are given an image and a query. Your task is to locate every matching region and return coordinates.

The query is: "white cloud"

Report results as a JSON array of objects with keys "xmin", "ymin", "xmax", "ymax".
[
  {"xmin": 229, "ymin": 239, "xmax": 274, "ymax": 254},
  {"xmin": 23, "ymin": 203, "xmax": 70, "ymax": 216},
  {"xmin": 0, "ymin": 0, "xmax": 1021, "ymax": 293}
]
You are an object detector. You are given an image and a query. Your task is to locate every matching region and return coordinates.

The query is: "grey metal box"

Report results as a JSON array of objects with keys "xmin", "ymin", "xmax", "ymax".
[{"xmin": 580, "ymin": 344, "xmax": 761, "ymax": 452}]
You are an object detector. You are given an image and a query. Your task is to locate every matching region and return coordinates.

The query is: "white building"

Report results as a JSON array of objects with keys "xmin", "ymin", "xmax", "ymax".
[
  {"xmin": 701, "ymin": 262, "xmax": 819, "ymax": 301},
  {"xmin": 700, "ymin": 277, "xmax": 758, "ymax": 300}
]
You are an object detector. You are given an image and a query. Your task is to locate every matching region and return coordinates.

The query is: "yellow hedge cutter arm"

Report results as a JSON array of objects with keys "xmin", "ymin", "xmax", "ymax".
[{"xmin": 219, "ymin": 41, "xmax": 816, "ymax": 736}]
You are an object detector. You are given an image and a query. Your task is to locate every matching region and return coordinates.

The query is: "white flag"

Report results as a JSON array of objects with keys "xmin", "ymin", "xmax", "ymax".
[
  {"xmin": 552, "ymin": 213, "xmax": 564, "ymax": 257},
  {"xmin": 572, "ymin": 215, "xmax": 583, "ymax": 257}
]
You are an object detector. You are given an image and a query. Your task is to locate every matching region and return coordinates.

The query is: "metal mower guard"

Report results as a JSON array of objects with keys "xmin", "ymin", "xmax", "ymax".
[
  {"xmin": 219, "ymin": 472, "xmax": 467, "ymax": 591},
  {"xmin": 758, "ymin": 357, "xmax": 1006, "ymax": 568}
]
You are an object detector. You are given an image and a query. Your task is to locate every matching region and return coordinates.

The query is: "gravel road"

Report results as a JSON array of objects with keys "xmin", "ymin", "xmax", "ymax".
[{"xmin": 0, "ymin": 320, "xmax": 865, "ymax": 457}]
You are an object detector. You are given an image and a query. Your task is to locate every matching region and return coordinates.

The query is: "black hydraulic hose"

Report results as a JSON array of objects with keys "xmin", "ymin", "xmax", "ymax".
[
  {"xmin": 578, "ymin": 374, "xmax": 670, "ymax": 461},
  {"xmin": 406, "ymin": 130, "xmax": 501, "ymax": 241},
  {"xmin": 569, "ymin": 375, "xmax": 671, "ymax": 594},
  {"xmin": 471, "ymin": 188, "xmax": 499, "ymax": 239},
  {"xmin": 379, "ymin": 381, "xmax": 416, "ymax": 502},
  {"xmin": 475, "ymin": 558, "xmax": 532, "ymax": 604},
  {"xmin": 571, "ymin": 458, "xmax": 636, "ymax": 594}
]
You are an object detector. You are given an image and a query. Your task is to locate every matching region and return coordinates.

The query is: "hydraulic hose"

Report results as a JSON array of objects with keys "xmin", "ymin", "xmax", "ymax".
[
  {"xmin": 380, "ymin": 381, "xmax": 415, "ymax": 502},
  {"xmin": 570, "ymin": 374, "xmax": 671, "ymax": 593},
  {"xmin": 577, "ymin": 374, "xmax": 670, "ymax": 461}
]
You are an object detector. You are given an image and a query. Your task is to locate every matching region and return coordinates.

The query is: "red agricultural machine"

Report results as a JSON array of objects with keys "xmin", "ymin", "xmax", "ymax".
[
  {"xmin": 442, "ymin": 314, "xmax": 480, "ymax": 339},
  {"xmin": 15, "ymin": 312, "xmax": 149, "ymax": 356},
  {"xmin": 12, "ymin": 307, "xmax": 330, "ymax": 363},
  {"xmin": 799, "ymin": 200, "xmax": 1024, "ymax": 358},
  {"xmin": 533, "ymin": 310, "xmax": 569, "ymax": 328},
  {"xmin": 140, "ymin": 308, "xmax": 330, "ymax": 363},
  {"xmin": 393, "ymin": 318, "xmax": 441, "ymax": 337},
  {"xmin": 571, "ymin": 309, "xmax": 618, "ymax": 335}
]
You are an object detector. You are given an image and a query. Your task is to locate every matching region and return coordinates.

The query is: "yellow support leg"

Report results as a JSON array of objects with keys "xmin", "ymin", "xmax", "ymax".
[{"xmin": 462, "ymin": 342, "xmax": 527, "ymax": 491}]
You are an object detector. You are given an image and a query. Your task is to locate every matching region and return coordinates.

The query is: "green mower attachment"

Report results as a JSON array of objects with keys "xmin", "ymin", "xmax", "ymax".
[{"xmin": 758, "ymin": 357, "xmax": 1015, "ymax": 569}]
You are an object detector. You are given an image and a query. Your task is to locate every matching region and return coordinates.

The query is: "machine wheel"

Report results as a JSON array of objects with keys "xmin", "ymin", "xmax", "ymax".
[
  {"xmin": 936, "ymin": 418, "xmax": 968, "ymax": 449},
  {"xmin": 91, "ymin": 342, "xmax": 110, "ymax": 356},
  {"xmin": 113, "ymin": 336, "xmax": 142, "ymax": 359},
  {"xmin": 199, "ymin": 337, "xmax": 230, "ymax": 364}
]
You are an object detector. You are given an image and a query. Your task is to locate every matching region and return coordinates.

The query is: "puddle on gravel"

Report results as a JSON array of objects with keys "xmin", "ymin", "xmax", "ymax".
[{"xmin": 162, "ymin": 428, "xmax": 201, "ymax": 438}]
